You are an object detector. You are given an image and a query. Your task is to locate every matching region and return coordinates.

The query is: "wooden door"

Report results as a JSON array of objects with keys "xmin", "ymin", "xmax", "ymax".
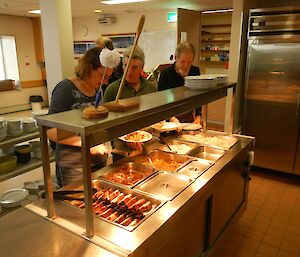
[{"xmin": 177, "ymin": 8, "xmax": 202, "ymax": 67}]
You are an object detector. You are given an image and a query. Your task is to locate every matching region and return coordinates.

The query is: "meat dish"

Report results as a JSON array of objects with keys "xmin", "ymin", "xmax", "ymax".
[
  {"xmin": 101, "ymin": 166, "xmax": 153, "ymax": 186},
  {"xmin": 68, "ymin": 187, "xmax": 157, "ymax": 228}
]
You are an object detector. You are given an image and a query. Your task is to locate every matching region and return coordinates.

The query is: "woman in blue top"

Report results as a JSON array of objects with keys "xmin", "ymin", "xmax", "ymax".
[{"xmin": 48, "ymin": 47, "xmax": 114, "ymax": 187}]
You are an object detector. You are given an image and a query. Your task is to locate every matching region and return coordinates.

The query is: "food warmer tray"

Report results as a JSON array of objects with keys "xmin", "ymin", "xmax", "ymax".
[
  {"xmin": 134, "ymin": 172, "xmax": 193, "ymax": 201},
  {"xmin": 63, "ymin": 179, "xmax": 163, "ymax": 232},
  {"xmin": 98, "ymin": 162, "xmax": 156, "ymax": 188},
  {"xmin": 177, "ymin": 159, "xmax": 212, "ymax": 179},
  {"xmin": 158, "ymin": 139, "xmax": 198, "ymax": 155},
  {"xmin": 177, "ymin": 131, "xmax": 238, "ymax": 150},
  {"xmin": 132, "ymin": 150, "xmax": 192, "ymax": 173},
  {"xmin": 189, "ymin": 145, "xmax": 226, "ymax": 162}
]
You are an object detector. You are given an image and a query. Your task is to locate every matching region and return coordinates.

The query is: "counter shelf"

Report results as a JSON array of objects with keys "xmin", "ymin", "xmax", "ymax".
[{"xmin": 32, "ymin": 83, "xmax": 241, "ymax": 256}]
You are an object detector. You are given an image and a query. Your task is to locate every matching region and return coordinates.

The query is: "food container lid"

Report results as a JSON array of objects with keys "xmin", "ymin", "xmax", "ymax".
[
  {"xmin": 135, "ymin": 172, "xmax": 192, "ymax": 200},
  {"xmin": 0, "ymin": 188, "xmax": 29, "ymax": 208}
]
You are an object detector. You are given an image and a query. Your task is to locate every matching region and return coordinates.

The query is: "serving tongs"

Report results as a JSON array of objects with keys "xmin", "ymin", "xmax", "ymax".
[
  {"xmin": 158, "ymin": 136, "xmax": 173, "ymax": 152},
  {"xmin": 41, "ymin": 188, "xmax": 97, "ymax": 201}
]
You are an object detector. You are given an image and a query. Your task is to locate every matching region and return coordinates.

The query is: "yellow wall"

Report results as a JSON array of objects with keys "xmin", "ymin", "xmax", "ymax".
[{"xmin": 0, "ymin": 14, "xmax": 47, "ymax": 110}]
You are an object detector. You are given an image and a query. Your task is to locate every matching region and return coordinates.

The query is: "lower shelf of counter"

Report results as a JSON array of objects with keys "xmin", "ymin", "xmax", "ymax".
[{"xmin": 0, "ymin": 154, "xmax": 55, "ymax": 182}]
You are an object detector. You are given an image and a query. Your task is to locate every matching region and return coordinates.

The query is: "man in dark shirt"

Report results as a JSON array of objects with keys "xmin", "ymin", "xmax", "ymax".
[{"xmin": 158, "ymin": 41, "xmax": 201, "ymax": 124}]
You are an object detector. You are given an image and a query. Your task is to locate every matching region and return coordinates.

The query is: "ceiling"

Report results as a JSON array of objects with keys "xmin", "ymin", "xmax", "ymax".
[{"xmin": 0, "ymin": 0, "xmax": 233, "ymax": 17}]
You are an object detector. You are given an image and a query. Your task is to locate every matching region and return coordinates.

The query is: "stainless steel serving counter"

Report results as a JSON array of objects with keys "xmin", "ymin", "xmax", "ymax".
[
  {"xmin": 36, "ymin": 83, "xmax": 237, "ymax": 240},
  {"xmin": 4, "ymin": 83, "xmax": 254, "ymax": 257},
  {"xmin": 23, "ymin": 133, "xmax": 253, "ymax": 257}
]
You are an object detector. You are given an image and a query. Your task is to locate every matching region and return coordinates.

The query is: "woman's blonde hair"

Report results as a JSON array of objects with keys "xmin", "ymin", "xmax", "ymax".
[{"xmin": 75, "ymin": 47, "xmax": 102, "ymax": 80}]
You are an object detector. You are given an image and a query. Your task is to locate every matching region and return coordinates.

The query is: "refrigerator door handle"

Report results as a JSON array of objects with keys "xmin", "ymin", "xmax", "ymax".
[{"xmin": 297, "ymin": 95, "xmax": 300, "ymax": 116}]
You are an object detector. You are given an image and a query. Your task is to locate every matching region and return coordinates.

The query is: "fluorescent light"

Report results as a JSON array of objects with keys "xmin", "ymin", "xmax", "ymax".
[
  {"xmin": 202, "ymin": 9, "xmax": 233, "ymax": 14},
  {"xmin": 94, "ymin": 9, "xmax": 103, "ymax": 13},
  {"xmin": 28, "ymin": 9, "xmax": 41, "ymax": 14},
  {"xmin": 101, "ymin": 0, "xmax": 147, "ymax": 5}
]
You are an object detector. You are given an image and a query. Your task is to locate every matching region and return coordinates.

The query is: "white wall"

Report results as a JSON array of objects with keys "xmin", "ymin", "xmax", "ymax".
[{"xmin": 0, "ymin": 15, "xmax": 47, "ymax": 110}]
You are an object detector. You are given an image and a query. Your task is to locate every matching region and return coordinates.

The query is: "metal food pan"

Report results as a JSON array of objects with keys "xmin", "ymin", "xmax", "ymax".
[
  {"xmin": 177, "ymin": 131, "xmax": 238, "ymax": 150},
  {"xmin": 63, "ymin": 179, "xmax": 163, "ymax": 232},
  {"xmin": 189, "ymin": 145, "xmax": 225, "ymax": 162},
  {"xmin": 134, "ymin": 171, "xmax": 193, "ymax": 201},
  {"xmin": 177, "ymin": 159, "xmax": 212, "ymax": 179},
  {"xmin": 133, "ymin": 150, "xmax": 192, "ymax": 172},
  {"xmin": 158, "ymin": 139, "xmax": 198, "ymax": 155},
  {"xmin": 98, "ymin": 162, "xmax": 156, "ymax": 188}
]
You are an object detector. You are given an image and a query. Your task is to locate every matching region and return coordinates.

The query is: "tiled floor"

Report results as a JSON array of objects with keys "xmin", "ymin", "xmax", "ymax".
[{"xmin": 211, "ymin": 170, "xmax": 300, "ymax": 257}]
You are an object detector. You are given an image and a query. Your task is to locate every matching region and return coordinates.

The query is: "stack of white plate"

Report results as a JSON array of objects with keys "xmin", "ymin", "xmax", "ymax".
[
  {"xmin": 6, "ymin": 118, "xmax": 22, "ymax": 137},
  {"xmin": 0, "ymin": 117, "xmax": 7, "ymax": 141},
  {"xmin": 22, "ymin": 118, "xmax": 37, "ymax": 133},
  {"xmin": 184, "ymin": 75, "xmax": 217, "ymax": 90},
  {"xmin": 214, "ymin": 74, "xmax": 229, "ymax": 85},
  {"xmin": 32, "ymin": 110, "xmax": 48, "ymax": 119}
]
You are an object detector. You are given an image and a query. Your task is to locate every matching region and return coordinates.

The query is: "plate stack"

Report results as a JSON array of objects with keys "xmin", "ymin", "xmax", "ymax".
[
  {"xmin": 0, "ymin": 118, "xmax": 7, "ymax": 141},
  {"xmin": 22, "ymin": 118, "xmax": 37, "ymax": 133},
  {"xmin": 184, "ymin": 75, "xmax": 217, "ymax": 90},
  {"xmin": 6, "ymin": 118, "xmax": 22, "ymax": 137}
]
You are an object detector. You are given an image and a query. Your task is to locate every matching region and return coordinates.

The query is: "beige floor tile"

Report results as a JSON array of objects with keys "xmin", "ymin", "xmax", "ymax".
[
  {"xmin": 280, "ymin": 240, "xmax": 300, "ymax": 255},
  {"xmin": 222, "ymin": 240, "xmax": 240, "ymax": 255},
  {"xmin": 255, "ymin": 215, "xmax": 272, "ymax": 226},
  {"xmin": 265, "ymin": 226, "xmax": 285, "ymax": 240},
  {"xmin": 262, "ymin": 234, "xmax": 283, "ymax": 247},
  {"xmin": 258, "ymin": 242, "xmax": 279, "ymax": 257},
  {"xmin": 240, "ymin": 236, "xmax": 261, "ymax": 251},
  {"xmin": 235, "ymin": 246, "xmax": 256, "ymax": 257},
  {"xmin": 245, "ymin": 229, "xmax": 265, "ymax": 241},
  {"xmin": 277, "ymin": 249, "xmax": 298, "ymax": 257},
  {"xmin": 251, "ymin": 221, "xmax": 269, "ymax": 233},
  {"xmin": 283, "ymin": 232, "xmax": 300, "ymax": 245}
]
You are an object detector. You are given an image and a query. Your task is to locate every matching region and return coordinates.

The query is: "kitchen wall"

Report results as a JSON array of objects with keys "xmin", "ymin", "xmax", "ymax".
[
  {"xmin": 72, "ymin": 10, "xmax": 177, "ymax": 41},
  {"xmin": 0, "ymin": 14, "xmax": 47, "ymax": 112}
]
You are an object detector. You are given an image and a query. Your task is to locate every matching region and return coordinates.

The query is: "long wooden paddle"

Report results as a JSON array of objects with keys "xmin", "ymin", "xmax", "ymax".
[{"xmin": 104, "ymin": 15, "xmax": 145, "ymax": 112}]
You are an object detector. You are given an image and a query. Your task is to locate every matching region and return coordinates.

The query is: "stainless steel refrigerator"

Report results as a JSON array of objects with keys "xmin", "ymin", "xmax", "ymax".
[{"xmin": 243, "ymin": 6, "xmax": 300, "ymax": 174}]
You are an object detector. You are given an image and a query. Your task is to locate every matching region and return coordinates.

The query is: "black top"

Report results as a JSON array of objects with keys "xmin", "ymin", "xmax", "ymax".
[
  {"xmin": 157, "ymin": 63, "xmax": 201, "ymax": 121},
  {"xmin": 157, "ymin": 63, "xmax": 200, "ymax": 91}
]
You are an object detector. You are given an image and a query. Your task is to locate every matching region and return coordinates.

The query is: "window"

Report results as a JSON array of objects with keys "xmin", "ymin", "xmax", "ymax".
[{"xmin": 0, "ymin": 36, "xmax": 20, "ymax": 91}]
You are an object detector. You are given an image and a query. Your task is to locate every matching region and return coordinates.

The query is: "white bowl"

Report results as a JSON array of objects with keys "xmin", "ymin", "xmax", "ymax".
[{"xmin": 32, "ymin": 110, "xmax": 48, "ymax": 119}]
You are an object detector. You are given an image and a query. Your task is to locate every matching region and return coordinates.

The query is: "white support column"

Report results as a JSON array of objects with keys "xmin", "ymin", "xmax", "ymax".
[
  {"xmin": 40, "ymin": 0, "xmax": 74, "ymax": 102},
  {"xmin": 224, "ymin": 0, "xmax": 244, "ymax": 133}
]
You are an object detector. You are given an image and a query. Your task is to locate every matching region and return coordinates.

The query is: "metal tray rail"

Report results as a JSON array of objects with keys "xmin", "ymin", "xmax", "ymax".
[
  {"xmin": 98, "ymin": 162, "xmax": 156, "ymax": 189},
  {"xmin": 177, "ymin": 131, "xmax": 238, "ymax": 150},
  {"xmin": 63, "ymin": 179, "xmax": 164, "ymax": 232}
]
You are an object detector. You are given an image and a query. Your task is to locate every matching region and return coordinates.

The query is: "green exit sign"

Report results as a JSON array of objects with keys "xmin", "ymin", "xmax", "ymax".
[{"xmin": 168, "ymin": 12, "xmax": 177, "ymax": 23}]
